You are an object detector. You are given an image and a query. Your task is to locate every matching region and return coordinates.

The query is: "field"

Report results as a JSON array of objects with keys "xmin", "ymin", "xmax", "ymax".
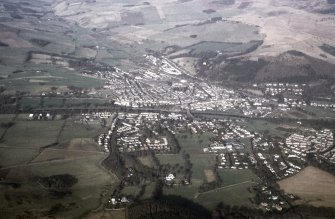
[
  {"xmin": 59, "ymin": 117, "xmax": 106, "ymax": 143},
  {"xmin": 3, "ymin": 119, "xmax": 63, "ymax": 149},
  {"xmin": 0, "ymin": 114, "xmax": 118, "ymax": 218},
  {"xmin": 279, "ymin": 166, "xmax": 335, "ymax": 208},
  {"xmin": 204, "ymin": 169, "xmax": 216, "ymax": 183},
  {"xmin": 0, "ymin": 116, "xmax": 65, "ymax": 167},
  {"xmin": 240, "ymin": 119, "xmax": 287, "ymax": 138},
  {"xmin": 84, "ymin": 210, "xmax": 126, "ymax": 219},
  {"xmin": 194, "ymin": 182, "xmax": 256, "ymax": 209},
  {"xmin": 0, "ymin": 114, "xmax": 15, "ymax": 137},
  {"xmin": 156, "ymin": 154, "xmax": 184, "ymax": 166},
  {"xmin": 137, "ymin": 155, "xmax": 155, "ymax": 168},
  {"xmin": 1, "ymin": 65, "xmax": 105, "ymax": 95},
  {"xmin": 176, "ymin": 132, "xmax": 214, "ymax": 153},
  {"xmin": 218, "ymin": 169, "xmax": 261, "ymax": 187},
  {"xmin": 0, "ymin": 154, "xmax": 118, "ymax": 218}
]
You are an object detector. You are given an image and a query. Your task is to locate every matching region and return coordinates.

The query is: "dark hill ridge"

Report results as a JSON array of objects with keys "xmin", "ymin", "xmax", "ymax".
[
  {"xmin": 200, "ymin": 50, "xmax": 335, "ymax": 83},
  {"xmin": 254, "ymin": 51, "xmax": 335, "ymax": 82}
]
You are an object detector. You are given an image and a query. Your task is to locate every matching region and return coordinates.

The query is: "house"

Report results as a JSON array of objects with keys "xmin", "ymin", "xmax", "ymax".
[{"xmin": 165, "ymin": 173, "xmax": 175, "ymax": 181}]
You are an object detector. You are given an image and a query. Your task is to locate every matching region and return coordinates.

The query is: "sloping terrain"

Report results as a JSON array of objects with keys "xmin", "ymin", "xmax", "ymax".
[{"xmin": 198, "ymin": 50, "xmax": 335, "ymax": 84}]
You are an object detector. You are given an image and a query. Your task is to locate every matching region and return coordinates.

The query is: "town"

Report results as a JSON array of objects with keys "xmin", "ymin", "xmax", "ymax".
[{"xmin": 87, "ymin": 109, "xmax": 335, "ymax": 212}]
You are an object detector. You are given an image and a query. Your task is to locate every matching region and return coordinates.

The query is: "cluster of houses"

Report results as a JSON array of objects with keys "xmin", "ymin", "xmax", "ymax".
[
  {"xmin": 248, "ymin": 127, "xmax": 334, "ymax": 179},
  {"xmin": 28, "ymin": 112, "xmax": 52, "ymax": 120},
  {"xmin": 106, "ymin": 195, "xmax": 131, "ymax": 209},
  {"xmin": 310, "ymin": 101, "xmax": 335, "ymax": 108},
  {"xmin": 284, "ymin": 129, "xmax": 333, "ymax": 156},
  {"xmin": 200, "ymin": 121, "xmax": 254, "ymax": 169},
  {"xmin": 97, "ymin": 114, "xmax": 118, "ymax": 153},
  {"xmin": 114, "ymin": 113, "xmax": 172, "ymax": 153},
  {"xmin": 257, "ymin": 185, "xmax": 288, "ymax": 212},
  {"xmin": 82, "ymin": 53, "xmax": 335, "ymax": 123},
  {"xmin": 263, "ymin": 83, "xmax": 305, "ymax": 96}
]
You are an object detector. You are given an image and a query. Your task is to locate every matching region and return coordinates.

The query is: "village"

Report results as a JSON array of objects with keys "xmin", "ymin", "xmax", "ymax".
[{"xmin": 88, "ymin": 109, "xmax": 335, "ymax": 211}]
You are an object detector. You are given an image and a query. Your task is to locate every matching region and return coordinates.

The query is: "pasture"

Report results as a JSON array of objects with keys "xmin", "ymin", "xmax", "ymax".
[
  {"xmin": 218, "ymin": 169, "xmax": 260, "ymax": 187},
  {"xmin": 195, "ymin": 181, "xmax": 256, "ymax": 209},
  {"xmin": 0, "ymin": 124, "xmax": 118, "ymax": 219},
  {"xmin": 240, "ymin": 119, "xmax": 287, "ymax": 138},
  {"xmin": 3, "ymin": 119, "xmax": 63, "ymax": 149},
  {"xmin": 58, "ymin": 117, "xmax": 105, "ymax": 143},
  {"xmin": 279, "ymin": 166, "xmax": 335, "ymax": 208}
]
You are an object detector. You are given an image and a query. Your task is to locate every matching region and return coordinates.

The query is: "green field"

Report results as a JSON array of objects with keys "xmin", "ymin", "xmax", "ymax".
[
  {"xmin": 191, "ymin": 153, "xmax": 217, "ymax": 183},
  {"xmin": 156, "ymin": 154, "xmax": 184, "ymax": 166},
  {"xmin": 59, "ymin": 118, "xmax": 105, "ymax": 143},
  {"xmin": 2, "ymin": 65, "xmax": 104, "ymax": 94},
  {"xmin": 163, "ymin": 183, "xmax": 200, "ymax": 200},
  {"xmin": 302, "ymin": 106, "xmax": 335, "ymax": 119},
  {"xmin": 241, "ymin": 120, "xmax": 287, "ymax": 138},
  {"xmin": 0, "ymin": 113, "xmax": 118, "ymax": 218},
  {"xmin": 188, "ymin": 41, "xmax": 262, "ymax": 56},
  {"xmin": 0, "ymin": 114, "xmax": 16, "ymax": 137},
  {"xmin": 4, "ymin": 119, "xmax": 63, "ymax": 148},
  {"xmin": 218, "ymin": 169, "xmax": 260, "ymax": 187},
  {"xmin": 0, "ymin": 154, "xmax": 118, "ymax": 218},
  {"xmin": 195, "ymin": 182, "xmax": 256, "ymax": 209},
  {"xmin": 0, "ymin": 116, "xmax": 118, "ymax": 218},
  {"xmin": 176, "ymin": 132, "xmax": 214, "ymax": 153},
  {"xmin": 0, "ymin": 147, "xmax": 40, "ymax": 167}
]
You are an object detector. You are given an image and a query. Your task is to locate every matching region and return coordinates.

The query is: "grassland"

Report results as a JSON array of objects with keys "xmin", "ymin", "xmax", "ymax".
[
  {"xmin": 59, "ymin": 117, "xmax": 105, "ymax": 143},
  {"xmin": 3, "ymin": 119, "xmax": 63, "ymax": 149},
  {"xmin": 0, "ymin": 114, "xmax": 118, "ymax": 218},
  {"xmin": 302, "ymin": 106, "xmax": 335, "ymax": 119},
  {"xmin": 176, "ymin": 132, "xmax": 214, "ymax": 153},
  {"xmin": 156, "ymin": 154, "xmax": 184, "ymax": 166},
  {"xmin": 0, "ymin": 154, "xmax": 118, "ymax": 218},
  {"xmin": 137, "ymin": 155, "xmax": 155, "ymax": 168},
  {"xmin": 1, "ymin": 65, "xmax": 105, "ymax": 94},
  {"xmin": 0, "ymin": 114, "xmax": 15, "ymax": 137},
  {"xmin": 279, "ymin": 166, "xmax": 335, "ymax": 208},
  {"xmin": 84, "ymin": 210, "xmax": 126, "ymax": 219},
  {"xmin": 0, "ymin": 147, "xmax": 40, "ymax": 167},
  {"xmin": 194, "ymin": 182, "xmax": 256, "ymax": 209},
  {"xmin": 240, "ymin": 120, "xmax": 287, "ymax": 138}
]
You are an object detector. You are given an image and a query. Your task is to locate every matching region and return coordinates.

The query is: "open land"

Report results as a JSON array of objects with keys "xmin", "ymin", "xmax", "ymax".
[
  {"xmin": 279, "ymin": 166, "xmax": 335, "ymax": 208},
  {"xmin": 1, "ymin": 0, "xmax": 335, "ymax": 218}
]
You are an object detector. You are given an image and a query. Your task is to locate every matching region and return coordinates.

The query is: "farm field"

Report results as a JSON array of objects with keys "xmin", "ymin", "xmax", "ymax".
[
  {"xmin": 240, "ymin": 120, "xmax": 287, "ymax": 138},
  {"xmin": 84, "ymin": 210, "xmax": 126, "ymax": 219},
  {"xmin": 0, "ymin": 113, "xmax": 118, "ymax": 218},
  {"xmin": 3, "ymin": 119, "xmax": 63, "ymax": 149},
  {"xmin": 279, "ymin": 166, "xmax": 335, "ymax": 208},
  {"xmin": 0, "ymin": 115, "xmax": 118, "ymax": 217},
  {"xmin": 0, "ymin": 114, "xmax": 16, "ymax": 137},
  {"xmin": 137, "ymin": 155, "xmax": 155, "ymax": 168},
  {"xmin": 59, "ymin": 117, "xmax": 106, "ymax": 143},
  {"xmin": 1, "ymin": 65, "xmax": 105, "ymax": 95},
  {"xmin": 156, "ymin": 154, "xmax": 184, "ymax": 166},
  {"xmin": 176, "ymin": 132, "xmax": 214, "ymax": 154},
  {"xmin": 218, "ymin": 169, "xmax": 261, "ymax": 187},
  {"xmin": 194, "ymin": 182, "xmax": 256, "ymax": 209},
  {"xmin": 0, "ymin": 154, "xmax": 118, "ymax": 218},
  {"xmin": 0, "ymin": 147, "xmax": 40, "ymax": 167}
]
